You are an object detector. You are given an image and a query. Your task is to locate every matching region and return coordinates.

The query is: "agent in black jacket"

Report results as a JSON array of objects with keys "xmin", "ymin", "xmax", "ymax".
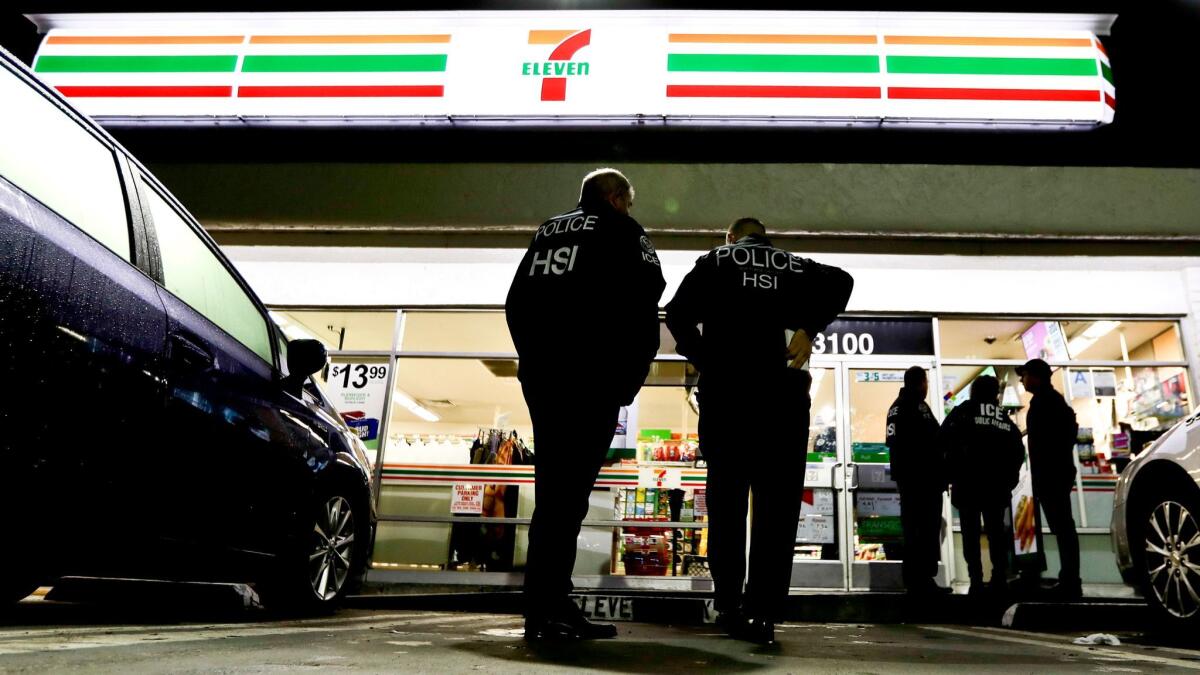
[
  {"xmin": 665, "ymin": 217, "xmax": 853, "ymax": 644},
  {"xmin": 885, "ymin": 366, "xmax": 946, "ymax": 595},
  {"xmin": 940, "ymin": 375, "xmax": 1025, "ymax": 596},
  {"xmin": 1018, "ymin": 358, "xmax": 1082, "ymax": 599},
  {"xmin": 506, "ymin": 168, "xmax": 666, "ymax": 639}
]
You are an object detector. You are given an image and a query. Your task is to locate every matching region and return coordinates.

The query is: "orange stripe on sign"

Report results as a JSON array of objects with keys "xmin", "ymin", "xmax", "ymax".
[
  {"xmin": 529, "ymin": 30, "xmax": 580, "ymax": 45},
  {"xmin": 884, "ymin": 36, "xmax": 1094, "ymax": 47},
  {"xmin": 45, "ymin": 35, "xmax": 243, "ymax": 45},
  {"xmin": 249, "ymin": 34, "xmax": 451, "ymax": 44},
  {"xmin": 670, "ymin": 33, "xmax": 876, "ymax": 44}
]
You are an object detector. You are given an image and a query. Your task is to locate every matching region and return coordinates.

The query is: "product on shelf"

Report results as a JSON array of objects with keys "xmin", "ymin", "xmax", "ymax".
[
  {"xmin": 622, "ymin": 532, "xmax": 669, "ymax": 576},
  {"xmin": 612, "ymin": 486, "xmax": 707, "ymax": 576},
  {"xmin": 636, "ymin": 429, "xmax": 699, "ymax": 464}
]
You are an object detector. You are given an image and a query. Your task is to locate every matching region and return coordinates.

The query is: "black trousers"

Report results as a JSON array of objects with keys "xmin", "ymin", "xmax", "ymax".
[
  {"xmin": 956, "ymin": 493, "xmax": 1010, "ymax": 584},
  {"xmin": 700, "ymin": 374, "xmax": 808, "ymax": 622},
  {"xmin": 1034, "ymin": 484, "xmax": 1081, "ymax": 584},
  {"xmin": 521, "ymin": 383, "xmax": 620, "ymax": 617},
  {"xmin": 898, "ymin": 483, "xmax": 943, "ymax": 587}
]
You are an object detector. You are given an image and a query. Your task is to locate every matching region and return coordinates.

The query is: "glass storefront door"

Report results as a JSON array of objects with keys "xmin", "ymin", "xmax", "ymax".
[
  {"xmin": 791, "ymin": 360, "xmax": 946, "ymax": 591},
  {"xmin": 791, "ymin": 367, "xmax": 846, "ymax": 588},
  {"xmin": 844, "ymin": 363, "xmax": 943, "ymax": 590}
]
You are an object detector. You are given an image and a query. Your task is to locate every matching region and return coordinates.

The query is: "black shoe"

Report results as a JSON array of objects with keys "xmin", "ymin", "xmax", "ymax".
[
  {"xmin": 967, "ymin": 580, "xmax": 988, "ymax": 597},
  {"xmin": 1045, "ymin": 580, "xmax": 1083, "ymax": 601},
  {"xmin": 525, "ymin": 607, "xmax": 618, "ymax": 640},
  {"xmin": 732, "ymin": 618, "xmax": 775, "ymax": 645},
  {"xmin": 714, "ymin": 610, "xmax": 747, "ymax": 637},
  {"xmin": 987, "ymin": 579, "xmax": 1009, "ymax": 598}
]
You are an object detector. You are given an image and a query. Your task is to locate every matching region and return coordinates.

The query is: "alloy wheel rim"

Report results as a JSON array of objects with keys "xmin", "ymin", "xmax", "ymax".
[
  {"xmin": 310, "ymin": 496, "xmax": 355, "ymax": 601},
  {"xmin": 1144, "ymin": 500, "xmax": 1200, "ymax": 618}
]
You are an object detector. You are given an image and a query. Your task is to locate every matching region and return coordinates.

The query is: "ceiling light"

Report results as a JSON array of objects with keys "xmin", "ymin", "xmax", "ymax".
[
  {"xmin": 1067, "ymin": 320, "xmax": 1120, "ymax": 358},
  {"xmin": 393, "ymin": 389, "xmax": 440, "ymax": 422}
]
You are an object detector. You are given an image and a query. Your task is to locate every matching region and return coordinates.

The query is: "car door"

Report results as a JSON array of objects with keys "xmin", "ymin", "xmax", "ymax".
[
  {"xmin": 134, "ymin": 174, "xmax": 332, "ymax": 574},
  {"xmin": 0, "ymin": 57, "xmax": 170, "ymax": 576}
]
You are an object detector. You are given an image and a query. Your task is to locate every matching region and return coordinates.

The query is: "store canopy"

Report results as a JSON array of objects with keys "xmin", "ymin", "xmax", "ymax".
[{"xmin": 27, "ymin": 11, "xmax": 1116, "ymax": 130}]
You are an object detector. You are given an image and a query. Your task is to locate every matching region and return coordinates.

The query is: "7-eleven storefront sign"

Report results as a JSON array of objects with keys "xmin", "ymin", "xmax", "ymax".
[{"xmin": 29, "ymin": 10, "xmax": 1115, "ymax": 128}]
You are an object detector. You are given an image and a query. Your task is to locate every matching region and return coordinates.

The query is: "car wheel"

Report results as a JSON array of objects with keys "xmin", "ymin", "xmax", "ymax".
[
  {"xmin": 260, "ymin": 488, "xmax": 368, "ymax": 613},
  {"xmin": 1139, "ymin": 491, "xmax": 1200, "ymax": 625}
]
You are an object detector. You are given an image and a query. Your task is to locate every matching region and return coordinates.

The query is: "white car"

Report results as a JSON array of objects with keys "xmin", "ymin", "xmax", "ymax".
[{"xmin": 1112, "ymin": 410, "xmax": 1200, "ymax": 626}]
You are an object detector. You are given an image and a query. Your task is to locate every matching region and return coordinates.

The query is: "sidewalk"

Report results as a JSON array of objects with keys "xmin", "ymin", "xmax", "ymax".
[{"xmin": 350, "ymin": 583, "xmax": 1150, "ymax": 632}]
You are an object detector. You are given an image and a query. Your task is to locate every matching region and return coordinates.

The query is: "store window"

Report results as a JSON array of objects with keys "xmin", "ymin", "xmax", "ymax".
[
  {"xmin": 939, "ymin": 319, "xmax": 1191, "ymax": 531},
  {"xmin": 374, "ymin": 356, "xmax": 533, "ymax": 571},
  {"xmin": 612, "ymin": 374, "xmax": 705, "ymax": 579},
  {"xmin": 271, "ymin": 310, "xmax": 396, "ymax": 351},
  {"xmin": 399, "ymin": 311, "xmax": 516, "ymax": 353}
]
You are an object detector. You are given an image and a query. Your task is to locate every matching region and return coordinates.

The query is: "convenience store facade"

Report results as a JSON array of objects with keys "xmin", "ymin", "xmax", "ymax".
[
  {"xmin": 25, "ymin": 8, "xmax": 1200, "ymax": 594},
  {"xmin": 249, "ymin": 249, "xmax": 1200, "ymax": 593}
]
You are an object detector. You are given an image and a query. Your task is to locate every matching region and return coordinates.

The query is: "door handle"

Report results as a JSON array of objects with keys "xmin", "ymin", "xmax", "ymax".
[
  {"xmin": 846, "ymin": 463, "xmax": 860, "ymax": 491},
  {"xmin": 828, "ymin": 461, "xmax": 843, "ymax": 492},
  {"xmin": 169, "ymin": 332, "xmax": 215, "ymax": 371}
]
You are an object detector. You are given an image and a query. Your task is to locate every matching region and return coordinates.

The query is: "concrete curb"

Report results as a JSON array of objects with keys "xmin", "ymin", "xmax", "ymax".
[{"xmin": 349, "ymin": 586, "xmax": 1152, "ymax": 630}]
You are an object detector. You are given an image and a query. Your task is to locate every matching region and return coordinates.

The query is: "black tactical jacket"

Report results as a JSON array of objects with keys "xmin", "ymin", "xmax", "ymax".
[{"xmin": 506, "ymin": 200, "xmax": 665, "ymax": 405}]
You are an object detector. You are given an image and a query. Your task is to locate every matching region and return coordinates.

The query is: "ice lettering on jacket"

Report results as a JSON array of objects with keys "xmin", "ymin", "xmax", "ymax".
[
  {"xmin": 640, "ymin": 235, "xmax": 661, "ymax": 266},
  {"xmin": 973, "ymin": 403, "xmax": 1014, "ymax": 431}
]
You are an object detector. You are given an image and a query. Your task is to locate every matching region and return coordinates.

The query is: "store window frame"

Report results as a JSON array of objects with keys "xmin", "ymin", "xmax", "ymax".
[
  {"xmin": 267, "ymin": 306, "xmax": 1196, "ymax": 581},
  {"xmin": 938, "ymin": 314, "xmax": 1194, "ymax": 534}
]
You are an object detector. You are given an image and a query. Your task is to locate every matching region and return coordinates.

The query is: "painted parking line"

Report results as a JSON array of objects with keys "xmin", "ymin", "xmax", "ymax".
[
  {"xmin": 921, "ymin": 625, "xmax": 1200, "ymax": 671},
  {"xmin": 0, "ymin": 613, "xmax": 519, "ymax": 656}
]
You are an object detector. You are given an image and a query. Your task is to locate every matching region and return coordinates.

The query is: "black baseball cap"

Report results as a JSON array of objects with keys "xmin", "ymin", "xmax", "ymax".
[{"xmin": 1016, "ymin": 358, "xmax": 1052, "ymax": 379}]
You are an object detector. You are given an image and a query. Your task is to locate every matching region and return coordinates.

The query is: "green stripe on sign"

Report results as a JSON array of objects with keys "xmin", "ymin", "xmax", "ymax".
[
  {"xmin": 668, "ymin": 53, "xmax": 879, "ymax": 73},
  {"xmin": 241, "ymin": 54, "xmax": 448, "ymax": 72},
  {"xmin": 1101, "ymin": 61, "xmax": 1113, "ymax": 84},
  {"xmin": 35, "ymin": 55, "xmax": 238, "ymax": 72},
  {"xmin": 887, "ymin": 56, "xmax": 1097, "ymax": 76}
]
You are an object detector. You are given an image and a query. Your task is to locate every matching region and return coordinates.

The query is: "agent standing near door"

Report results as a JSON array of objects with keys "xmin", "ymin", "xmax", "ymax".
[
  {"xmin": 941, "ymin": 375, "xmax": 1025, "ymax": 597},
  {"xmin": 666, "ymin": 217, "xmax": 853, "ymax": 644},
  {"xmin": 1018, "ymin": 357, "xmax": 1082, "ymax": 599},
  {"xmin": 885, "ymin": 366, "xmax": 948, "ymax": 595},
  {"xmin": 506, "ymin": 168, "xmax": 665, "ymax": 639}
]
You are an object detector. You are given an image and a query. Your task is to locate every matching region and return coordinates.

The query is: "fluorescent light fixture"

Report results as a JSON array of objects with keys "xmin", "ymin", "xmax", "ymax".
[
  {"xmin": 393, "ymin": 388, "xmax": 440, "ymax": 422},
  {"xmin": 1067, "ymin": 320, "xmax": 1120, "ymax": 358}
]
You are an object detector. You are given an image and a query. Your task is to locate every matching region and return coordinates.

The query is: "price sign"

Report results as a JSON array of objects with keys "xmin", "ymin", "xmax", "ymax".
[
  {"xmin": 326, "ymin": 361, "xmax": 389, "ymax": 450},
  {"xmin": 330, "ymin": 363, "xmax": 389, "ymax": 390}
]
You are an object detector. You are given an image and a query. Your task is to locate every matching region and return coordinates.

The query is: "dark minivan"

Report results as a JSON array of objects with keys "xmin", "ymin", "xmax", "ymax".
[{"xmin": 0, "ymin": 46, "xmax": 375, "ymax": 610}]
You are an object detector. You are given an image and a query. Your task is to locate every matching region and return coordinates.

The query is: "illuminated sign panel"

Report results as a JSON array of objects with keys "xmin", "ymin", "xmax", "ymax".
[{"xmin": 28, "ymin": 11, "xmax": 1116, "ymax": 128}]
